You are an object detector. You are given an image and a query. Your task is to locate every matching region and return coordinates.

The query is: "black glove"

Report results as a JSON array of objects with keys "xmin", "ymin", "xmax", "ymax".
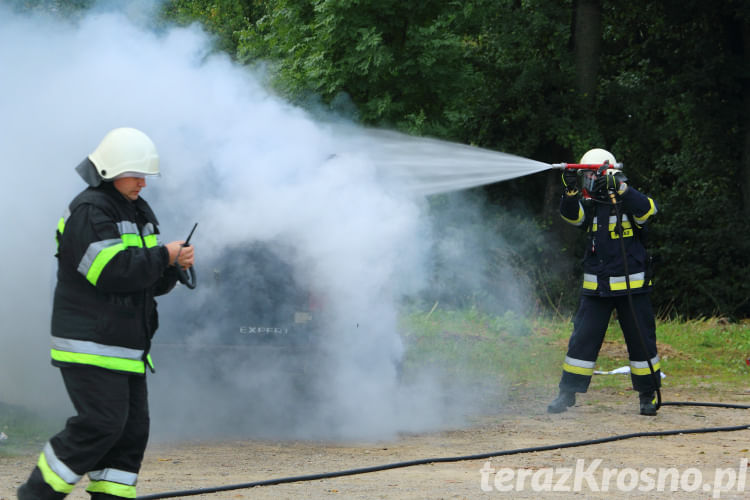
[
  {"xmin": 592, "ymin": 173, "xmax": 608, "ymax": 196},
  {"xmin": 606, "ymin": 171, "xmax": 628, "ymax": 195},
  {"xmin": 561, "ymin": 169, "xmax": 579, "ymax": 193},
  {"xmin": 591, "ymin": 171, "xmax": 627, "ymax": 198}
]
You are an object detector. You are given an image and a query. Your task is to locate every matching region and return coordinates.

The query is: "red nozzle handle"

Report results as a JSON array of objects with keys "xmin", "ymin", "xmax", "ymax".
[{"xmin": 551, "ymin": 162, "xmax": 624, "ymax": 170}]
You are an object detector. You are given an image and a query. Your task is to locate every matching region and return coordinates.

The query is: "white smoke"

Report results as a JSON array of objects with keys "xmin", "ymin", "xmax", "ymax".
[{"xmin": 0, "ymin": 2, "xmax": 508, "ymax": 440}]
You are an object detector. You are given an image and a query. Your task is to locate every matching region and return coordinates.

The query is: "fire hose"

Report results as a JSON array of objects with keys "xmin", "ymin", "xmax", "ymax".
[
  {"xmin": 136, "ymin": 423, "xmax": 749, "ymax": 499},
  {"xmin": 136, "ymin": 174, "xmax": 749, "ymax": 499},
  {"xmin": 606, "ymin": 182, "xmax": 663, "ymax": 408}
]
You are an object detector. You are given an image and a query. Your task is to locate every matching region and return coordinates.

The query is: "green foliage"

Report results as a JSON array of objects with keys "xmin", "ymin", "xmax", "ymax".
[
  {"xmin": 161, "ymin": 0, "xmax": 261, "ymax": 54},
  {"xmin": 234, "ymin": 0, "xmax": 489, "ymax": 135}
]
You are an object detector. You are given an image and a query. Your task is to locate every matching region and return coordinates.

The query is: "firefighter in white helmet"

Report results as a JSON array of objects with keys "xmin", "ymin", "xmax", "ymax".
[
  {"xmin": 18, "ymin": 128, "xmax": 194, "ymax": 500},
  {"xmin": 549, "ymin": 148, "xmax": 660, "ymax": 416}
]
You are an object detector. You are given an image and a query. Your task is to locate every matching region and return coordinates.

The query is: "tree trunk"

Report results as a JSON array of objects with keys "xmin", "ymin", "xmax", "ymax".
[
  {"xmin": 574, "ymin": 0, "xmax": 602, "ymax": 102},
  {"xmin": 741, "ymin": 19, "xmax": 750, "ymax": 217},
  {"xmin": 541, "ymin": 0, "xmax": 604, "ymax": 278}
]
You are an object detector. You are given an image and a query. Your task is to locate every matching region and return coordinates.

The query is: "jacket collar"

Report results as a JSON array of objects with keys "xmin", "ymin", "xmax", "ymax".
[{"xmin": 95, "ymin": 182, "xmax": 160, "ymax": 225}]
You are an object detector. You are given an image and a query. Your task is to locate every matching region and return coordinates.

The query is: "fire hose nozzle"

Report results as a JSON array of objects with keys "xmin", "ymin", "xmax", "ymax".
[{"xmin": 550, "ymin": 162, "xmax": 624, "ymax": 170}]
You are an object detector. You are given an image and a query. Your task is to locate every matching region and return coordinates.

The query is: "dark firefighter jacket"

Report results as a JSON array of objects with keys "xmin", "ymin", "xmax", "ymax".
[
  {"xmin": 51, "ymin": 181, "xmax": 178, "ymax": 374},
  {"xmin": 560, "ymin": 186, "xmax": 657, "ymax": 297}
]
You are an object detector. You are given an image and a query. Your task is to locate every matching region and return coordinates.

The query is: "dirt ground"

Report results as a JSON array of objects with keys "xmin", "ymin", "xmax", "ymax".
[{"xmin": 2, "ymin": 387, "xmax": 749, "ymax": 500}]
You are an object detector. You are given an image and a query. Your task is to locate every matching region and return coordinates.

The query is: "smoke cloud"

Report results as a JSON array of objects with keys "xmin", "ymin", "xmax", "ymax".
[{"xmin": 0, "ymin": 2, "xmax": 536, "ymax": 441}]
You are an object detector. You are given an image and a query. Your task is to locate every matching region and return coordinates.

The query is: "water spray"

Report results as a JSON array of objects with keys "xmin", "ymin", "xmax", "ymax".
[{"xmin": 345, "ymin": 127, "xmax": 552, "ymax": 195}]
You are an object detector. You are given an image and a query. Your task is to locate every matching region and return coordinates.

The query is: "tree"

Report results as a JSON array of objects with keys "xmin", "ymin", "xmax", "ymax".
[
  {"xmin": 161, "ymin": 0, "xmax": 260, "ymax": 54},
  {"xmin": 235, "ymin": 0, "xmax": 489, "ymax": 137}
]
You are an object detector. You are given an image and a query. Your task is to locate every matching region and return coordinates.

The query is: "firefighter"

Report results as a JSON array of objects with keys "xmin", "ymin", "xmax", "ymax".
[
  {"xmin": 18, "ymin": 128, "xmax": 195, "ymax": 499},
  {"xmin": 547, "ymin": 148, "xmax": 660, "ymax": 416}
]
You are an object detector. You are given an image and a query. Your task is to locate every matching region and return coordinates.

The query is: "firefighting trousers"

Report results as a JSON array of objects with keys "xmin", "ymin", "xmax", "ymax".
[
  {"xmin": 558, "ymin": 293, "xmax": 661, "ymax": 394},
  {"xmin": 21, "ymin": 366, "xmax": 149, "ymax": 499}
]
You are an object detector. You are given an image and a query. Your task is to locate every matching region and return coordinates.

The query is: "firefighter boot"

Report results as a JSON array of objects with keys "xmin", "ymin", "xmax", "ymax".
[
  {"xmin": 17, "ymin": 467, "xmax": 67, "ymax": 500},
  {"xmin": 639, "ymin": 392, "xmax": 658, "ymax": 416},
  {"xmin": 16, "ymin": 483, "xmax": 35, "ymax": 500},
  {"xmin": 547, "ymin": 391, "xmax": 576, "ymax": 413}
]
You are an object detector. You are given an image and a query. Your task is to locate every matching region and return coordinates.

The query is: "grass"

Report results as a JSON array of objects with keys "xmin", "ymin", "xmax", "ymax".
[
  {"xmin": 656, "ymin": 318, "xmax": 750, "ymax": 384},
  {"xmin": 400, "ymin": 307, "xmax": 566, "ymax": 390},
  {"xmin": 0, "ymin": 402, "xmax": 59, "ymax": 457},
  {"xmin": 399, "ymin": 306, "xmax": 750, "ymax": 397}
]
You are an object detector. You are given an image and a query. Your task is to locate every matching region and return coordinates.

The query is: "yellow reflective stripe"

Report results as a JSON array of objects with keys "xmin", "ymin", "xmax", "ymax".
[
  {"xmin": 121, "ymin": 234, "xmax": 143, "ymax": 248},
  {"xmin": 563, "ymin": 362, "xmax": 594, "ymax": 376},
  {"xmin": 143, "ymin": 234, "xmax": 159, "ymax": 248},
  {"xmin": 583, "ymin": 273, "xmax": 598, "ymax": 290},
  {"xmin": 608, "ymin": 273, "xmax": 647, "ymax": 291},
  {"xmin": 38, "ymin": 452, "xmax": 75, "ymax": 494},
  {"xmin": 610, "ymin": 279, "xmax": 644, "ymax": 290},
  {"xmin": 608, "ymin": 219, "xmax": 633, "ymax": 239},
  {"xmin": 607, "ymin": 221, "xmax": 632, "ymax": 230},
  {"xmin": 634, "ymin": 197, "xmax": 658, "ymax": 224},
  {"xmin": 563, "ymin": 357, "xmax": 595, "ymax": 376},
  {"xmin": 51, "ymin": 349, "xmax": 145, "ymax": 374},
  {"xmin": 56, "ymin": 215, "xmax": 68, "ymax": 250},
  {"xmin": 631, "ymin": 357, "xmax": 661, "ymax": 376},
  {"xmin": 146, "ymin": 353, "xmax": 155, "ymax": 372},
  {"xmin": 608, "ymin": 216, "xmax": 633, "ymax": 238},
  {"xmin": 87, "ymin": 480, "xmax": 137, "ymax": 499},
  {"xmin": 86, "ymin": 242, "xmax": 126, "ymax": 286},
  {"xmin": 630, "ymin": 362, "xmax": 661, "ymax": 376},
  {"xmin": 610, "ymin": 228, "xmax": 634, "ymax": 239},
  {"xmin": 560, "ymin": 202, "xmax": 584, "ymax": 226}
]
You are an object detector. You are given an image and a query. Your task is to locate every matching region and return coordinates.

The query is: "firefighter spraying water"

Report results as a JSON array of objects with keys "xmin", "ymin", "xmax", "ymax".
[{"xmin": 546, "ymin": 148, "xmax": 661, "ymax": 416}]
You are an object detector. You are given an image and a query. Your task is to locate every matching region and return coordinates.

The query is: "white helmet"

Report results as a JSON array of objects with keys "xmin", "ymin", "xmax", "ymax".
[
  {"xmin": 88, "ymin": 127, "xmax": 159, "ymax": 180},
  {"xmin": 580, "ymin": 148, "xmax": 617, "ymax": 166}
]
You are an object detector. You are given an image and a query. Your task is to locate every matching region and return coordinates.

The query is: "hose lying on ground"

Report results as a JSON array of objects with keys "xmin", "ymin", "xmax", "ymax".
[{"xmin": 136, "ymin": 413, "xmax": 749, "ymax": 499}]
